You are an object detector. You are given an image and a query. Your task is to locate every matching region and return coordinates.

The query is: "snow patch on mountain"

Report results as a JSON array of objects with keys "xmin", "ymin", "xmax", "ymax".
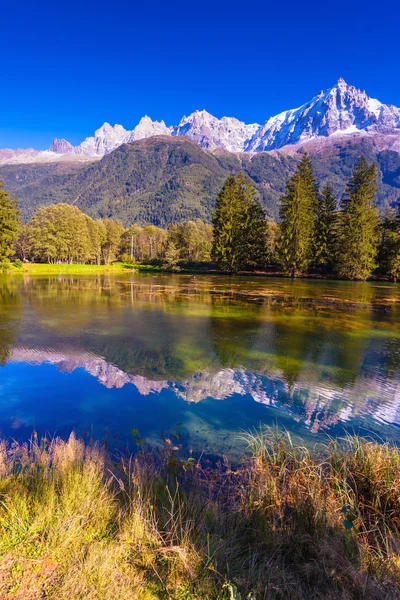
[
  {"xmin": 127, "ymin": 116, "xmax": 172, "ymax": 142},
  {"xmin": 173, "ymin": 110, "xmax": 259, "ymax": 152},
  {"xmin": 246, "ymin": 78, "xmax": 400, "ymax": 151},
  {"xmin": 3, "ymin": 79, "xmax": 400, "ymax": 165}
]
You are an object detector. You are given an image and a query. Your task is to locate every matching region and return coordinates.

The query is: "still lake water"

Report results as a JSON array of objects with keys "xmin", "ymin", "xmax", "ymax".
[{"xmin": 1, "ymin": 272, "xmax": 400, "ymax": 457}]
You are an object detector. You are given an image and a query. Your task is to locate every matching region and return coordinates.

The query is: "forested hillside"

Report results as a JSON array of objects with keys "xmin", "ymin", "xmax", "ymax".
[{"xmin": 2, "ymin": 135, "xmax": 400, "ymax": 226}]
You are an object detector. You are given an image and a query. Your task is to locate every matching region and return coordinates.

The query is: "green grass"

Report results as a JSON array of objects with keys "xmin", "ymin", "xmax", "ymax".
[
  {"xmin": 5, "ymin": 262, "xmax": 163, "ymax": 275},
  {"xmin": 0, "ymin": 431, "xmax": 399, "ymax": 599}
]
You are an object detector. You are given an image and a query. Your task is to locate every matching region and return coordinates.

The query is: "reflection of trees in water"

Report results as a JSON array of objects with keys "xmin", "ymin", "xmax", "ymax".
[
  {"xmin": 0, "ymin": 280, "xmax": 20, "ymax": 365},
  {"xmin": 364, "ymin": 302, "xmax": 400, "ymax": 381},
  {"xmin": 16, "ymin": 276, "xmax": 220, "ymax": 380},
  {"xmin": 208, "ymin": 295, "xmax": 265, "ymax": 369},
  {"xmin": 207, "ymin": 290, "xmax": 393, "ymax": 431},
  {"xmin": 7, "ymin": 275, "xmax": 400, "ymax": 397},
  {"xmin": 5, "ymin": 274, "xmax": 400, "ymax": 439}
]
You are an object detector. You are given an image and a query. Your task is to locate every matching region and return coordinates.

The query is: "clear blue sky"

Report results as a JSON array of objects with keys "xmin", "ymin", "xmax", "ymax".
[{"xmin": 2, "ymin": 0, "xmax": 399, "ymax": 149}]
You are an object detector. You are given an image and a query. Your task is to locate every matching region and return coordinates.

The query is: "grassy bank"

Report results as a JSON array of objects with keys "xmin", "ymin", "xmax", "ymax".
[
  {"xmin": 9, "ymin": 262, "xmax": 399, "ymax": 281},
  {"xmin": 0, "ymin": 432, "xmax": 399, "ymax": 599},
  {"xmin": 3, "ymin": 262, "xmax": 162, "ymax": 275}
]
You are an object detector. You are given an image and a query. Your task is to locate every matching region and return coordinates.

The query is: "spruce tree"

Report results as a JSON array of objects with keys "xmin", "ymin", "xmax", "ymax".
[
  {"xmin": 336, "ymin": 157, "xmax": 380, "ymax": 280},
  {"xmin": 279, "ymin": 154, "xmax": 319, "ymax": 276},
  {"xmin": 212, "ymin": 173, "xmax": 267, "ymax": 272},
  {"xmin": 314, "ymin": 182, "xmax": 337, "ymax": 271},
  {"xmin": 212, "ymin": 175, "xmax": 240, "ymax": 272},
  {"xmin": 238, "ymin": 173, "xmax": 268, "ymax": 269},
  {"xmin": 378, "ymin": 205, "xmax": 400, "ymax": 280},
  {"xmin": 0, "ymin": 181, "xmax": 19, "ymax": 262}
]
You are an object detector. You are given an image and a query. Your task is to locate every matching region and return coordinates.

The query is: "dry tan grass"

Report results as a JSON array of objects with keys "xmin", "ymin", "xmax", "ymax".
[{"xmin": 0, "ymin": 431, "xmax": 398, "ymax": 598}]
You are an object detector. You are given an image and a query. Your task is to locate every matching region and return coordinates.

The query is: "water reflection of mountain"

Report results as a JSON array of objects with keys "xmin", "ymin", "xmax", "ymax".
[
  {"xmin": 9, "ymin": 347, "xmax": 400, "ymax": 436},
  {"xmin": 10, "ymin": 348, "xmax": 169, "ymax": 395},
  {"xmin": 3, "ymin": 274, "xmax": 400, "ymax": 442}
]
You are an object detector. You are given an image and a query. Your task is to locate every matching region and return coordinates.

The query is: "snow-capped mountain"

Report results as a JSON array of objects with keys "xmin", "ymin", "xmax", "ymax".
[
  {"xmin": 49, "ymin": 111, "xmax": 258, "ymax": 157},
  {"xmin": 246, "ymin": 78, "xmax": 400, "ymax": 152},
  {"xmin": 49, "ymin": 118, "xmax": 172, "ymax": 158},
  {"xmin": 3, "ymin": 79, "xmax": 400, "ymax": 165},
  {"xmin": 127, "ymin": 115, "xmax": 172, "ymax": 142},
  {"xmin": 172, "ymin": 110, "xmax": 259, "ymax": 152},
  {"xmin": 50, "ymin": 123, "xmax": 130, "ymax": 157}
]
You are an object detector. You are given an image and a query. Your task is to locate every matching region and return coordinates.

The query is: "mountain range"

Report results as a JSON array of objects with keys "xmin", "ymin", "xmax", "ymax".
[
  {"xmin": 9, "ymin": 347, "xmax": 400, "ymax": 436},
  {"xmin": 2, "ymin": 79, "xmax": 400, "ymax": 224}
]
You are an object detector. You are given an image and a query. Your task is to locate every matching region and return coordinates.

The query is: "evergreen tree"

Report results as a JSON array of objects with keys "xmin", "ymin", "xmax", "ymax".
[
  {"xmin": 265, "ymin": 221, "xmax": 281, "ymax": 265},
  {"xmin": 378, "ymin": 205, "xmax": 400, "ymax": 280},
  {"xmin": 212, "ymin": 173, "xmax": 267, "ymax": 273},
  {"xmin": 239, "ymin": 173, "xmax": 268, "ymax": 269},
  {"xmin": 0, "ymin": 182, "xmax": 19, "ymax": 262},
  {"xmin": 212, "ymin": 175, "xmax": 243, "ymax": 272},
  {"xmin": 336, "ymin": 157, "xmax": 380, "ymax": 280},
  {"xmin": 279, "ymin": 154, "xmax": 319, "ymax": 276},
  {"xmin": 314, "ymin": 182, "xmax": 337, "ymax": 271}
]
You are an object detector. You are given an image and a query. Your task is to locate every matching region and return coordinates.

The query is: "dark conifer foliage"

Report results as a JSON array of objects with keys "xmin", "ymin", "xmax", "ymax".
[
  {"xmin": 314, "ymin": 182, "xmax": 337, "ymax": 271},
  {"xmin": 212, "ymin": 172, "xmax": 267, "ymax": 272},
  {"xmin": 0, "ymin": 181, "xmax": 19, "ymax": 262},
  {"xmin": 378, "ymin": 204, "xmax": 400, "ymax": 280},
  {"xmin": 336, "ymin": 157, "xmax": 380, "ymax": 281},
  {"xmin": 279, "ymin": 154, "xmax": 318, "ymax": 276}
]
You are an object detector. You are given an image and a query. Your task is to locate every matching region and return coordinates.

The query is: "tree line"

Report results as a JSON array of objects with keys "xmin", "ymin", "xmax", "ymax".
[
  {"xmin": 212, "ymin": 155, "xmax": 400, "ymax": 281},
  {"xmin": 0, "ymin": 192, "xmax": 213, "ymax": 269},
  {"xmin": 1, "ymin": 154, "xmax": 400, "ymax": 280}
]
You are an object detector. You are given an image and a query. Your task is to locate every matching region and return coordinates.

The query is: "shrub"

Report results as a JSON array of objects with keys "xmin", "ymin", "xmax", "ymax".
[
  {"xmin": 0, "ymin": 260, "xmax": 11, "ymax": 273},
  {"xmin": 120, "ymin": 253, "xmax": 134, "ymax": 264}
]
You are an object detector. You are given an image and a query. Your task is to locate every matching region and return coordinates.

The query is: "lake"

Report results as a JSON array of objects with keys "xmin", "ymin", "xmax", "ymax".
[{"xmin": 1, "ymin": 272, "xmax": 400, "ymax": 457}]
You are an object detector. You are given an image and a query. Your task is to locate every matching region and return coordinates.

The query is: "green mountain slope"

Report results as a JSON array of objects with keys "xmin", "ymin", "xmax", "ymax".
[
  {"xmin": 0, "ymin": 137, "xmax": 295, "ymax": 225},
  {"xmin": 1, "ymin": 135, "xmax": 400, "ymax": 226}
]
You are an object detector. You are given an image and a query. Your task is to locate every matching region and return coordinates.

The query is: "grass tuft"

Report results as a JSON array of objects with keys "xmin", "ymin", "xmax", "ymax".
[{"xmin": 0, "ymin": 431, "xmax": 398, "ymax": 598}]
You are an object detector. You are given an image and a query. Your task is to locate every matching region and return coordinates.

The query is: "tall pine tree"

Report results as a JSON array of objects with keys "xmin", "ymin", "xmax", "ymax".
[
  {"xmin": 212, "ymin": 173, "xmax": 267, "ymax": 272},
  {"xmin": 0, "ymin": 181, "xmax": 19, "ymax": 263},
  {"xmin": 314, "ymin": 182, "xmax": 337, "ymax": 271},
  {"xmin": 279, "ymin": 154, "xmax": 319, "ymax": 276},
  {"xmin": 336, "ymin": 157, "xmax": 380, "ymax": 280},
  {"xmin": 378, "ymin": 204, "xmax": 400, "ymax": 280}
]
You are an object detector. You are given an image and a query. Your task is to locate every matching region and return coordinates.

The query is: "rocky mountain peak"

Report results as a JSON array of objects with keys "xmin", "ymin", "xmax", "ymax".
[
  {"xmin": 173, "ymin": 110, "xmax": 260, "ymax": 152},
  {"xmin": 65, "ymin": 123, "xmax": 130, "ymax": 157},
  {"xmin": 49, "ymin": 138, "xmax": 75, "ymax": 154},
  {"xmin": 3, "ymin": 79, "xmax": 400, "ymax": 166},
  {"xmin": 336, "ymin": 76, "xmax": 348, "ymax": 88},
  {"xmin": 247, "ymin": 80, "xmax": 400, "ymax": 152},
  {"xmin": 127, "ymin": 115, "xmax": 172, "ymax": 142}
]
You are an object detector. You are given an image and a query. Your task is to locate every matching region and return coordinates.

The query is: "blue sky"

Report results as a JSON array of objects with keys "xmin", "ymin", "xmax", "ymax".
[{"xmin": 2, "ymin": 0, "xmax": 399, "ymax": 149}]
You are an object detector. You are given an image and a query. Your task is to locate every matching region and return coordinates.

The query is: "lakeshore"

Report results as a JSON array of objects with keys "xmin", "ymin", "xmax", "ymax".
[
  {"xmin": 0, "ymin": 432, "xmax": 398, "ymax": 599},
  {"xmin": 4, "ymin": 261, "xmax": 400, "ymax": 282}
]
